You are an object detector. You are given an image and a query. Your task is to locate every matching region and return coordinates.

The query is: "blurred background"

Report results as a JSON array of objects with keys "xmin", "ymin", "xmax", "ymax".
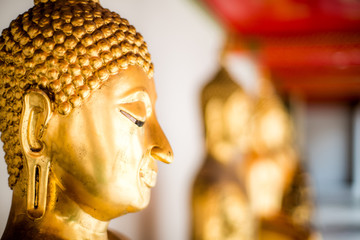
[{"xmin": 0, "ymin": 0, "xmax": 359, "ymax": 239}]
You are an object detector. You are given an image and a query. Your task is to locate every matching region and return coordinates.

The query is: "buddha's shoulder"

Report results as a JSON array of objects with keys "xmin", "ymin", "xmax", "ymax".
[{"xmin": 108, "ymin": 230, "xmax": 130, "ymax": 240}]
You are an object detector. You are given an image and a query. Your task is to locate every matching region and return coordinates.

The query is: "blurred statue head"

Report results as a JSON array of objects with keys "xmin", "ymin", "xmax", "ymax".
[
  {"xmin": 0, "ymin": 0, "xmax": 173, "ymax": 224},
  {"xmin": 201, "ymin": 68, "xmax": 253, "ymax": 164}
]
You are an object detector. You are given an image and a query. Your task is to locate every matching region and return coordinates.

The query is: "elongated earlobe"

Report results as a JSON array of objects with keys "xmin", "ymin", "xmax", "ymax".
[{"xmin": 20, "ymin": 90, "xmax": 52, "ymax": 219}]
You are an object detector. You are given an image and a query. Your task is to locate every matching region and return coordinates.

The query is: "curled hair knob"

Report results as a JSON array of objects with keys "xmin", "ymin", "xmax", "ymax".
[{"xmin": 34, "ymin": 0, "xmax": 99, "ymax": 6}]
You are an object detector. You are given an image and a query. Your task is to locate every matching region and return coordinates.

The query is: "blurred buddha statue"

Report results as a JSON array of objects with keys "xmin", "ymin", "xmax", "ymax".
[
  {"xmin": 191, "ymin": 67, "xmax": 256, "ymax": 240},
  {"xmin": 0, "ymin": 0, "xmax": 173, "ymax": 239},
  {"xmin": 242, "ymin": 74, "xmax": 316, "ymax": 240},
  {"xmin": 243, "ymin": 76, "xmax": 297, "ymax": 218}
]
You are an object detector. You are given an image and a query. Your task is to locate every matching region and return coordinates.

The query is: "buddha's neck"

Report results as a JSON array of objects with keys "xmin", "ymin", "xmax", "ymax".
[{"xmin": 3, "ymin": 175, "xmax": 109, "ymax": 240}]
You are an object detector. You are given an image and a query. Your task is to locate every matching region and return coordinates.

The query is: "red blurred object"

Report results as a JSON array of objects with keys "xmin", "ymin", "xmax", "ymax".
[
  {"xmin": 201, "ymin": 0, "xmax": 360, "ymax": 35},
  {"xmin": 259, "ymin": 32, "xmax": 360, "ymax": 101},
  {"xmin": 198, "ymin": 0, "xmax": 360, "ymax": 101}
]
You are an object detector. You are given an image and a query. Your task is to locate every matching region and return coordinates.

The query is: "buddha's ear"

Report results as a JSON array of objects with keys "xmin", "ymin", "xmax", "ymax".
[{"xmin": 20, "ymin": 90, "xmax": 52, "ymax": 219}]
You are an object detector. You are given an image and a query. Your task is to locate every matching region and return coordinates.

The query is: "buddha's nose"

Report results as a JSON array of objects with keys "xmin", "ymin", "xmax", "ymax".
[
  {"xmin": 151, "ymin": 145, "xmax": 173, "ymax": 164},
  {"xmin": 147, "ymin": 117, "xmax": 173, "ymax": 164}
]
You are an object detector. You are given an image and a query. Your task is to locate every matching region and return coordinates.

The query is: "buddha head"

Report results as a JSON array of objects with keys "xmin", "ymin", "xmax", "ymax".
[
  {"xmin": 201, "ymin": 68, "xmax": 253, "ymax": 164},
  {"xmin": 0, "ymin": 0, "xmax": 173, "ymax": 224}
]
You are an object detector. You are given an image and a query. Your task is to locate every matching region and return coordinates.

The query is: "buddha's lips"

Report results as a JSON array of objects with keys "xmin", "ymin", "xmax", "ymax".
[{"xmin": 139, "ymin": 166, "xmax": 157, "ymax": 188}]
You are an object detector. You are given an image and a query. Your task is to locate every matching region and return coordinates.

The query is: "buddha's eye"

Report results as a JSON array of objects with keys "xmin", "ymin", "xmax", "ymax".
[
  {"xmin": 120, "ymin": 110, "xmax": 145, "ymax": 127},
  {"xmin": 118, "ymin": 99, "xmax": 148, "ymax": 127}
]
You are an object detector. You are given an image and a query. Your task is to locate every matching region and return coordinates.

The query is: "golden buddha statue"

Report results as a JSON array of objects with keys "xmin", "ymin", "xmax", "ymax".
[
  {"xmin": 191, "ymin": 67, "xmax": 256, "ymax": 240},
  {"xmin": 244, "ymin": 77, "xmax": 297, "ymax": 218},
  {"xmin": 243, "ymin": 76, "xmax": 316, "ymax": 240},
  {"xmin": 0, "ymin": 0, "xmax": 173, "ymax": 239}
]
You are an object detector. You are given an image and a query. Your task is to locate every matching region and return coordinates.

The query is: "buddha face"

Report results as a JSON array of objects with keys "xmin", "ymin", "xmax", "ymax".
[{"xmin": 44, "ymin": 66, "xmax": 173, "ymax": 220}]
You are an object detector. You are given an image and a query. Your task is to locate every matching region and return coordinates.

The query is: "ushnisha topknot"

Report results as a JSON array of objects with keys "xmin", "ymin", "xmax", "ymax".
[
  {"xmin": 34, "ymin": 0, "xmax": 100, "ymax": 5},
  {"xmin": 0, "ymin": 0, "xmax": 153, "ymax": 188}
]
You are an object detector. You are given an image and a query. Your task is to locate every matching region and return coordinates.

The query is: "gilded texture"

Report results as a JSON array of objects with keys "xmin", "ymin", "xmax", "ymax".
[
  {"xmin": 192, "ymin": 65, "xmax": 316, "ymax": 239},
  {"xmin": 192, "ymin": 68, "xmax": 256, "ymax": 240},
  {"xmin": 244, "ymin": 77, "xmax": 316, "ymax": 239},
  {"xmin": 0, "ymin": 0, "xmax": 153, "ymax": 188}
]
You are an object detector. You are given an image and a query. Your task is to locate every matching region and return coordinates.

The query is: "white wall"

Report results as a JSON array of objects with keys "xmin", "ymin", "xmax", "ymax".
[
  {"xmin": 305, "ymin": 103, "xmax": 351, "ymax": 197},
  {"xmin": 353, "ymin": 104, "xmax": 360, "ymax": 200},
  {"xmin": 0, "ymin": 0, "xmax": 223, "ymax": 239}
]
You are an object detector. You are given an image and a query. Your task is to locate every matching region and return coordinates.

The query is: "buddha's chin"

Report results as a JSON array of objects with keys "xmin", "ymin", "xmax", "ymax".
[{"xmin": 126, "ymin": 189, "xmax": 151, "ymax": 213}]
